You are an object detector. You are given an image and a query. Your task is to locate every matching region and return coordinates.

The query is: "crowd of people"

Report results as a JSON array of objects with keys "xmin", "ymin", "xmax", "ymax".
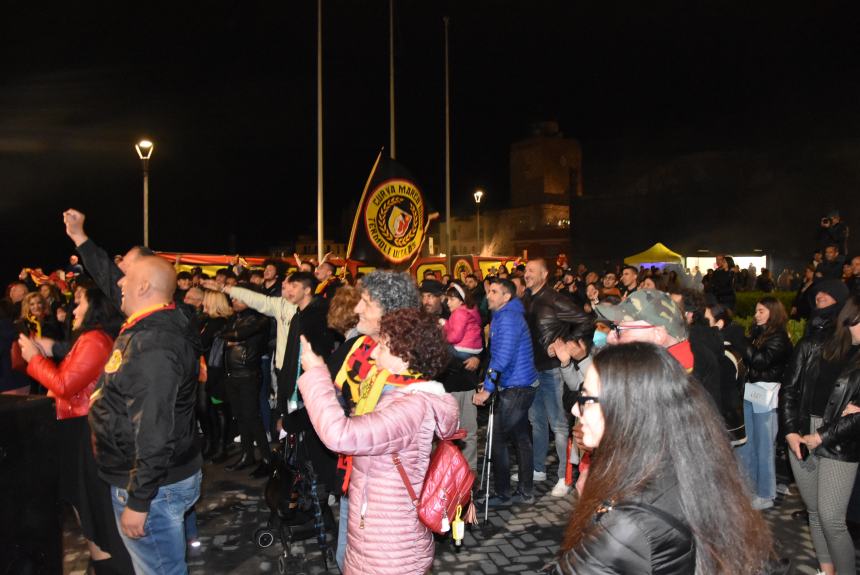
[{"xmin": 2, "ymin": 206, "xmax": 860, "ymax": 575}]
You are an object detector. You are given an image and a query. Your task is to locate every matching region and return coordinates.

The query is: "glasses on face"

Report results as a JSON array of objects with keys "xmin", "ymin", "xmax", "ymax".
[
  {"xmin": 574, "ymin": 383, "xmax": 600, "ymax": 409},
  {"xmin": 609, "ymin": 323, "xmax": 656, "ymax": 338}
]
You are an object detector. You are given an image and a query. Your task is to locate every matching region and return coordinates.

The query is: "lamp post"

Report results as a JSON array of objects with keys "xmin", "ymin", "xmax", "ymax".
[
  {"xmin": 135, "ymin": 140, "xmax": 154, "ymax": 247},
  {"xmin": 473, "ymin": 189, "xmax": 484, "ymax": 253}
]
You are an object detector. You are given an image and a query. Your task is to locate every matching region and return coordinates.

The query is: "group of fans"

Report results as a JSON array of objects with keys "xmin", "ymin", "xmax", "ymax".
[{"xmin": 2, "ymin": 206, "xmax": 860, "ymax": 574}]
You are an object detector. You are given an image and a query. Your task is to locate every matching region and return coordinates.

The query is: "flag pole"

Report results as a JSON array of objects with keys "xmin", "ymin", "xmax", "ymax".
[
  {"xmin": 443, "ymin": 16, "xmax": 452, "ymax": 274},
  {"xmin": 389, "ymin": 0, "xmax": 396, "ymax": 160},
  {"xmin": 316, "ymin": 0, "xmax": 325, "ymax": 263}
]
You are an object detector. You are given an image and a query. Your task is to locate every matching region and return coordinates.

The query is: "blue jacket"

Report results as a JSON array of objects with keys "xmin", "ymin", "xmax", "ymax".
[{"xmin": 483, "ymin": 298, "xmax": 538, "ymax": 393}]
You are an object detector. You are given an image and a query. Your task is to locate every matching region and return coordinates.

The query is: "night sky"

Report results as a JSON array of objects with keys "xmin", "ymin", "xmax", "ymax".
[{"xmin": 2, "ymin": 1, "xmax": 859, "ymax": 280}]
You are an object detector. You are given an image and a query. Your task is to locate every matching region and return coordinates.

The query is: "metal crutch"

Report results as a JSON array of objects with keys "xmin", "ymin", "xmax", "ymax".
[{"xmin": 482, "ymin": 392, "xmax": 496, "ymax": 525}]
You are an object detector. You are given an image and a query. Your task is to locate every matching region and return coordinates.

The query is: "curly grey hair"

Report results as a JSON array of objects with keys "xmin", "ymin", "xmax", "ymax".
[{"xmin": 361, "ymin": 270, "xmax": 420, "ymax": 313}]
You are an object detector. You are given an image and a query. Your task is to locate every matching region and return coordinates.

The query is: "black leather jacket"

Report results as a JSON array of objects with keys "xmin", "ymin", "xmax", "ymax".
[
  {"xmin": 744, "ymin": 328, "xmax": 793, "ymax": 384},
  {"xmin": 220, "ymin": 309, "xmax": 269, "ymax": 377},
  {"xmin": 525, "ymin": 284, "xmax": 593, "ymax": 372},
  {"xmin": 780, "ymin": 314, "xmax": 837, "ymax": 438},
  {"xmin": 552, "ymin": 475, "xmax": 695, "ymax": 575},
  {"xmin": 817, "ymin": 356, "xmax": 860, "ymax": 461}
]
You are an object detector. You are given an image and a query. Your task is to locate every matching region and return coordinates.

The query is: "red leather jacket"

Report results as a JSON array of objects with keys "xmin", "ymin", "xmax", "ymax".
[{"xmin": 27, "ymin": 330, "xmax": 113, "ymax": 420}]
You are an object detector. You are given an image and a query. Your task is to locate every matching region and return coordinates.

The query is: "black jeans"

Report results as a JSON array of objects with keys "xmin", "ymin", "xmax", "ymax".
[
  {"xmin": 492, "ymin": 385, "xmax": 537, "ymax": 498},
  {"xmin": 225, "ymin": 372, "xmax": 270, "ymax": 461}
]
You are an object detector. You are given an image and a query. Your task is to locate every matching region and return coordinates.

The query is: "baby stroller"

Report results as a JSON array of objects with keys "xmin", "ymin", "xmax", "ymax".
[{"xmin": 253, "ymin": 430, "xmax": 337, "ymax": 573}]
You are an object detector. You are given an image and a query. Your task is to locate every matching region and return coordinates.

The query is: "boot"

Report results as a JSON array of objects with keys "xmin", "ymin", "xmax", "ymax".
[
  {"xmin": 226, "ymin": 453, "xmax": 256, "ymax": 471},
  {"xmin": 249, "ymin": 461, "xmax": 272, "ymax": 479}
]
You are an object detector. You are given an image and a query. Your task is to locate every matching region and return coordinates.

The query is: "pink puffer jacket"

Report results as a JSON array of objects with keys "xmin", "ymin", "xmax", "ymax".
[
  {"xmin": 443, "ymin": 306, "xmax": 483, "ymax": 352},
  {"xmin": 298, "ymin": 366, "xmax": 460, "ymax": 575}
]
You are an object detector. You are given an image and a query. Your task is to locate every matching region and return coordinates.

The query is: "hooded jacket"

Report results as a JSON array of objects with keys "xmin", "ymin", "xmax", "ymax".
[
  {"xmin": 298, "ymin": 365, "xmax": 459, "ymax": 575},
  {"xmin": 88, "ymin": 306, "xmax": 202, "ymax": 513},
  {"xmin": 483, "ymin": 298, "xmax": 538, "ymax": 392}
]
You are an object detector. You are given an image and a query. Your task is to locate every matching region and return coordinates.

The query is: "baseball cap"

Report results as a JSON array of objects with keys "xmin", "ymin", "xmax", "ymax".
[
  {"xmin": 595, "ymin": 289, "xmax": 687, "ymax": 340},
  {"xmin": 419, "ymin": 279, "xmax": 445, "ymax": 296}
]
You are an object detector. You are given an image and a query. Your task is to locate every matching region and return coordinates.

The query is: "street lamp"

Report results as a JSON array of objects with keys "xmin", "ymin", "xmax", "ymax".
[
  {"xmin": 473, "ymin": 189, "xmax": 484, "ymax": 253},
  {"xmin": 135, "ymin": 139, "xmax": 154, "ymax": 247}
]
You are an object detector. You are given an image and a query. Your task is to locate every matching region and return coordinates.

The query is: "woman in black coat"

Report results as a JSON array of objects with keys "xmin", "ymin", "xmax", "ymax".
[
  {"xmin": 552, "ymin": 343, "xmax": 772, "ymax": 574},
  {"xmin": 782, "ymin": 295, "xmax": 860, "ymax": 575}
]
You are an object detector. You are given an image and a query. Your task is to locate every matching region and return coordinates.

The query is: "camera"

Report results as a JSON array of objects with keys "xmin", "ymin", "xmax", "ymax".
[{"xmin": 821, "ymin": 217, "xmax": 830, "ymax": 226}]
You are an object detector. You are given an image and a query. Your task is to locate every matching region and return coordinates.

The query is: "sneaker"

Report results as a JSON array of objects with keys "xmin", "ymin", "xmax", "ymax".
[
  {"xmin": 776, "ymin": 483, "xmax": 792, "ymax": 496},
  {"xmin": 511, "ymin": 491, "xmax": 534, "ymax": 504},
  {"xmin": 510, "ymin": 470, "xmax": 547, "ymax": 482},
  {"xmin": 751, "ymin": 496, "xmax": 774, "ymax": 510},
  {"xmin": 233, "ymin": 434, "xmax": 241, "ymax": 444},
  {"xmin": 550, "ymin": 478, "xmax": 571, "ymax": 497}
]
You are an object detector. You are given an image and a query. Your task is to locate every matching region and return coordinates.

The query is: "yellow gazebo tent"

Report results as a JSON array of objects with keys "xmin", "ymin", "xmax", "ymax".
[{"xmin": 624, "ymin": 243, "xmax": 684, "ymax": 266}]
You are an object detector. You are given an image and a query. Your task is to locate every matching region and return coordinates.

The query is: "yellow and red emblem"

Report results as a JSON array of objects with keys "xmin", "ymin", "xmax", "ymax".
[{"xmin": 363, "ymin": 179, "xmax": 425, "ymax": 264}]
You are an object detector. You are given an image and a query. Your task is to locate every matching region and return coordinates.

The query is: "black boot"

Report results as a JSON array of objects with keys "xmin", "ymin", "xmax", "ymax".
[
  {"xmin": 226, "ymin": 453, "xmax": 256, "ymax": 471},
  {"xmin": 249, "ymin": 460, "xmax": 272, "ymax": 479}
]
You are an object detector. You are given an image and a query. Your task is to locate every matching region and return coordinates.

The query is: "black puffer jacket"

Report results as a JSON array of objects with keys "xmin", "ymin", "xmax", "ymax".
[
  {"xmin": 220, "ymin": 308, "xmax": 269, "ymax": 377},
  {"xmin": 525, "ymin": 284, "xmax": 593, "ymax": 372},
  {"xmin": 744, "ymin": 328, "xmax": 793, "ymax": 383},
  {"xmin": 88, "ymin": 306, "xmax": 202, "ymax": 513},
  {"xmin": 552, "ymin": 475, "xmax": 695, "ymax": 575},
  {"xmin": 816, "ymin": 353, "xmax": 860, "ymax": 461}
]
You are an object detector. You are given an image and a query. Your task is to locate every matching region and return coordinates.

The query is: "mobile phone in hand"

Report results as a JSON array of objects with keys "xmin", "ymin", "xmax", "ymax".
[{"xmin": 799, "ymin": 443, "xmax": 810, "ymax": 461}]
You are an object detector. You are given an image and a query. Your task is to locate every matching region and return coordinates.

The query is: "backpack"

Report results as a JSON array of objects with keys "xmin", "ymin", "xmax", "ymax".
[{"xmin": 393, "ymin": 429, "xmax": 475, "ymax": 535}]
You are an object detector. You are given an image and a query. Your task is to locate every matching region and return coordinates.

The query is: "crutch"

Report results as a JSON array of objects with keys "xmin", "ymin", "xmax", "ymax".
[{"xmin": 482, "ymin": 392, "xmax": 496, "ymax": 525}]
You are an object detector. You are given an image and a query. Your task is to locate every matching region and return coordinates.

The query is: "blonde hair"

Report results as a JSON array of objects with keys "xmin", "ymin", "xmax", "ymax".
[
  {"xmin": 20, "ymin": 292, "xmax": 48, "ymax": 320},
  {"xmin": 203, "ymin": 290, "xmax": 234, "ymax": 318}
]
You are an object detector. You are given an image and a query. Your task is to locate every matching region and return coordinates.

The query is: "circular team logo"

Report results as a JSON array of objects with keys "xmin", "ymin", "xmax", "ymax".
[
  {"xmin": 453, "ymin": 258, "xmax": 473, "ymax": 279},
  {"xmin": 364, "ymin": 179, "xmax": 425, "ymax": 264}
]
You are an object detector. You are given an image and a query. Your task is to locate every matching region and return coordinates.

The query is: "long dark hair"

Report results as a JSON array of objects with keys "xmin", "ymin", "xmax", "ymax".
[
  {"xmin": 822, "ymin": 295, "xmax": 860, "ymax": 362},
  {"xmin": 561, "ymin": 343, "xmax": 772, "ymax": 573},
  {"xmin": 752, "ymin": 296, "xmax": 788, "ymax": 348},
  {"xmin": 77, "ymin": 287, "xmax": 123, "ymax": 339}
]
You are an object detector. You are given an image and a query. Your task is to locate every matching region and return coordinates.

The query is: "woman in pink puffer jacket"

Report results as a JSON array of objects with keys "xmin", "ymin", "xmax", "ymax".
[{"xmin": 298, "ymin": 308, "xmax": 459, "ymax": 575}]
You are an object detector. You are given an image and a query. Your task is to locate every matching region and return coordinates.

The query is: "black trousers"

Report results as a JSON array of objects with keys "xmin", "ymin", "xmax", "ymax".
[{"xmin": 225, "ymin": 372, "xmax": 270, "ymax": 461}]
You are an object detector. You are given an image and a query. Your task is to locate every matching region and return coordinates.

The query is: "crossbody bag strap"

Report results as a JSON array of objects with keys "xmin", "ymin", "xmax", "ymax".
[{"xmin": 392, "ymin": 454, "xmax": 420, "ymax": 506}]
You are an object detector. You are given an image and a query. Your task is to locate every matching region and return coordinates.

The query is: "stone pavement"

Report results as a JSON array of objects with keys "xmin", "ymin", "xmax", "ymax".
[{"xmin": 64, "ymin": 441, "xmax": 860, "ymax": 575}]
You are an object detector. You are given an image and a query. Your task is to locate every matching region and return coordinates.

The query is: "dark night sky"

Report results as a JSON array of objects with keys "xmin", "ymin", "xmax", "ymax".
[{"xmin": 2, "ymin": 1, "xmax": 859, "ymax": 280}]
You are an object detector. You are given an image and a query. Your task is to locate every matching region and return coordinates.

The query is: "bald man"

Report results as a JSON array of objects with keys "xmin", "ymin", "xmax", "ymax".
[{"xmin": 88, "ymin": 255, "xmax": 202, "ymax": 573}]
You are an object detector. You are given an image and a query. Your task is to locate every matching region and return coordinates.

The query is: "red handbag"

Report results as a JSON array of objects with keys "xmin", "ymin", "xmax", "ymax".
[{"xmin": 393, "ymin": 429, "xmax": 475, "ymax": 535}]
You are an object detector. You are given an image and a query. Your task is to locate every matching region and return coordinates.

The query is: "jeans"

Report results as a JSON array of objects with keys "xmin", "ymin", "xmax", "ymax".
[
  {"xmin": 529, "ymin": 368, "xmax": 569, "ymax": 480},
  {"xmin": 492, "ymin": 385, "xmax": 537, "ymax": 498},
  {"xmin": 111, "ymin": 470, "xmax": 202, "ymax": 575},
  {"xmin": 736, "ymin": 400, "xmax": 777, "ymax": 500},
  {"xmin": 451, "ymin": 389, "xmax": 478, "ymax": 472},
  {"xmin": 336, "ymin": 495, "xmax": 348, "ymax": 571}
]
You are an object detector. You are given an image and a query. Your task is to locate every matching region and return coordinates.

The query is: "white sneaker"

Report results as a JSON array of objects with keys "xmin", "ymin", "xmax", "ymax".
[
  {"xmin": 776, "ymin": 483, "xmax": 792, "ymax": 496},
  {"xmin": 551, "ymin": 478, "xmax": 571, "ymax": 497},
  {"xmin": 750, "ymin": 496, "xmax": 774, "ymax": 510},
  {"xmin": 510, "ymin": 470, "xmax": 547, "ymax": 482}
]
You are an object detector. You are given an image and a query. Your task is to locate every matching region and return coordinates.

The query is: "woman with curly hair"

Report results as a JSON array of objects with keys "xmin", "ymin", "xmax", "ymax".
[
  {"xmin": 298, "ymin": 307, "xmax": 459, "ymax": 575},
  {"xmin": 552, "ymin": 343, "xmax": 772, "ymax": 574}
]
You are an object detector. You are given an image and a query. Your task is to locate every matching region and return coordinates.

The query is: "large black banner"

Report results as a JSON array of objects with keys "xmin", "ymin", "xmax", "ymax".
[{"xmin": 346, "ymin": 152, "xmax": 438, "ymax": 269}]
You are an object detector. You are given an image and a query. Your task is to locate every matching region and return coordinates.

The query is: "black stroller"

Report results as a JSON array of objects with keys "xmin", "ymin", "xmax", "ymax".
[{"xmin": 253, "ymin": 429, "xmax": 337, "ymax": 573}]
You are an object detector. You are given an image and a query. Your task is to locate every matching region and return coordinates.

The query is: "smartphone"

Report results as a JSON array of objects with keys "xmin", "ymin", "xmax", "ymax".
[{"xmin": 799, "ymin": 443, "xmax": 810, "ymax": 461}]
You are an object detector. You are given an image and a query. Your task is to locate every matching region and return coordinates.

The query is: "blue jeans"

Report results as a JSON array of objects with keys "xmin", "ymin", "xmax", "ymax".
[
  {"xmin": 111, "ymin": 471, "xmax": 202, "ymax": 575},
  {"xmin": 529, "ymin": 368, "xmax": 569, "ymax": 480},
  {"xmin": 736, "ymin": 400, "xmax": 777, "ymax": 500},
  {"xmin": 336, "ymin": 495, "xmax": 348, "ymax": 571},
  {"xmin": 492, "ymin": 385, "xmax": 537, "ymax": 498}
]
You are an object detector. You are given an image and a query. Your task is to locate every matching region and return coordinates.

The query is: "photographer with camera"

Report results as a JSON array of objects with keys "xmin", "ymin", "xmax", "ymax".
[{"xmin": 817, "ymin": 209, "xmax": 849, "ymax": 257}]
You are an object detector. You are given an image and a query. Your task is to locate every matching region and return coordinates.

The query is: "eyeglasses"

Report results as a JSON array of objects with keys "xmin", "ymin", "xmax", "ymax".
[
  {"xmin": 609, "ymin": 323, "xmax": 656, "ymax": 338},
  {"xmin": 574, "ymin": 383, "xmax": 600, "ymax": 409}
]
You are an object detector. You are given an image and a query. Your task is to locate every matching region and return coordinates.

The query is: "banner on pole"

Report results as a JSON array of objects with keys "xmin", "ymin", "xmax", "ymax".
[{"xmin": 346, "ymin": 151, "xmax": 438, "ymax": 269}]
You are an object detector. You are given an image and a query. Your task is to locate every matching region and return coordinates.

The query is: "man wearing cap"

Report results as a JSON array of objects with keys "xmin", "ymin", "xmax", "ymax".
[
  {"xmin": 421, "ymin": 279, "xmax": 480, "ymax": 474},
  {"xmin": 523, "ymin": 258, "xmax": 592, "ymax": 497}
]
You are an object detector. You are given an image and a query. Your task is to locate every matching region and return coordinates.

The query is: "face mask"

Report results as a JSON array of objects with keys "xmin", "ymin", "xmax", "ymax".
[{"xmin": 592, "ymin": 330, "xmax": 608, "ymax": 349}]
